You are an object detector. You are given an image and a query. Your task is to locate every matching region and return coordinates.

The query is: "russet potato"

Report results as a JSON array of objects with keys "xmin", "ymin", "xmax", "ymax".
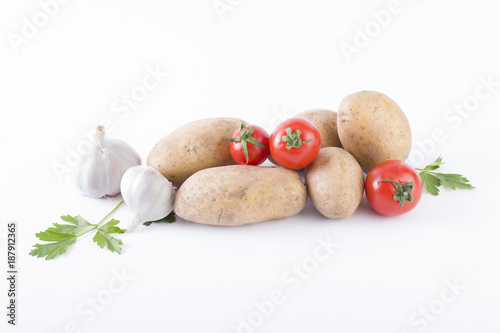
[
  {"xmin": 305, "ymin": 147, "xmax": 364, "ymax": 219},
  {"xmin": 337, "ymin": 91, "xmax": 411, "ymax": 173},
  {"xmin": 297, "ymin": 109, "xmax": 342, "ymax": 149},
  {"xmin": 174, "ymin": 165, "xmax": 307, "ymax": 226},
  {"xmin": 147, "ymin": 117, "xmax": 245, "ymax": 188}
]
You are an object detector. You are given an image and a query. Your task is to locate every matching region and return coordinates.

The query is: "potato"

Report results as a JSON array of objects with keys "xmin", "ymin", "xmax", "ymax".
[
  {"xmin": 174, "ymin": 165, "xmax": 307, "ymax": 226},
  {"xmin": 305, "ymin": 147, "xmax": 364, "ymax": 219},
  {"xmin": 147, "ymin": 117, "xmax": 245, "ymax": 188},
  {"xmin": 297, "ymin": 109, "xmax": 342, "ymax": 148},
  {"xmin": 337, "ymin": 91, "xmax": 411, "ymax": 173}
]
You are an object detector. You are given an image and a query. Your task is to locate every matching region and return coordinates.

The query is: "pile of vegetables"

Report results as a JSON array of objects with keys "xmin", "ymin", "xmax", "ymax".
[{"xmin": 30, "ymin": 90, "xmax": 473, "ymax": 259}]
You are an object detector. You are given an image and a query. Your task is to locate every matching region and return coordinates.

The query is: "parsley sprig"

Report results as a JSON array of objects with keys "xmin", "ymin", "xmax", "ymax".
[
  {"xmin": 30, "ymin": 201, "xmax": 125, "ymax": 260},
  {"xmin": 417, "ymin": 156, "xmax": 475, "ymax": 196},
  {"xmin": 143, "ymin": 211, "xmax": 176, "ymax": 226}
]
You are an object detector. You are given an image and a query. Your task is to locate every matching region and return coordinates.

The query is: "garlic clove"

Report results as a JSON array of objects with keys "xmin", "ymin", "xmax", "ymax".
[
  {"xmin": 120, "ymin": 165, "xmax": 176, "ymax": 231},
  {"xmin": 76, "ymin": 126, "xmax": 141, "ymax": 198}
]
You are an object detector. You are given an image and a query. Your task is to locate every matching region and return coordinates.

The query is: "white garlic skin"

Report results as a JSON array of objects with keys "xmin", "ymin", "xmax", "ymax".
[
  {"xmin": 120, "ymin": 165, "xmax": 176, "ymax": 231},
  {"xmin": 76, "ymin": 126, "xmax": 141, "ymax": 198}
]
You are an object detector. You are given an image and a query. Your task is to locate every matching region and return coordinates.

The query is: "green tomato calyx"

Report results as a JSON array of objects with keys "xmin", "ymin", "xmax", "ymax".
[
  {"xmin": 378, "ymin": 179, "xmax": 414, "ymax": 207},
  {"xmin": 281, "ymin": 128, "xmax": 313, "ymax": 150}
]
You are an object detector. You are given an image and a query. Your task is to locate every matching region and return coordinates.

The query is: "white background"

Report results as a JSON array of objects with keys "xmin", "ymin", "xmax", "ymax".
[{"xmin": 1, "ymin": 0, "xmax": 499, "ymax": 332}]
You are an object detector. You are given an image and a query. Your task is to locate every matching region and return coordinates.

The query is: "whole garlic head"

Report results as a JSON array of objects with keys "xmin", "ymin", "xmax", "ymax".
[
  {"xmin": 120, "ymin": 165, "xmax": 176, "ymax": 231},
  {"xmin": 76, "ymin": 126, "xmax": 141, "ymax": 198}
]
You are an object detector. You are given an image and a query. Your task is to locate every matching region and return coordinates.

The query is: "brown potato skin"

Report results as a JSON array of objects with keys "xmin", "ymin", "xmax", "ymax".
[
  {"xmin": 337, "ymin": 91, "xmax": 411, "ymax": 173},
  {"xmin": 305, "ymin": 147, "xmax": 364, "ymax": 219},
  {"xmin": 297, "ymin": 109, "xmax": 343, "ymax": 149},
  {"xmin": 174, "ymin": 165, "xmax": 307, "ymax": 226},
  {"xmin": 147, "ymin": 118, "xmax": 245, "ymax": 188}
]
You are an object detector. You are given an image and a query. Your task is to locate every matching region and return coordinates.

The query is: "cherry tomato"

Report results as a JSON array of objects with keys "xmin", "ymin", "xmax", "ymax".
[
  {"xmin": 270, "ymin": 118, "xmax": 321, "ymax": 169},
  {"xmin": 227, "ymin": 124, "xmax": 270, "ymax": 165},
  {"xmin": 365, "ymin": 160, "xmax": 423, "ymax": 216}
]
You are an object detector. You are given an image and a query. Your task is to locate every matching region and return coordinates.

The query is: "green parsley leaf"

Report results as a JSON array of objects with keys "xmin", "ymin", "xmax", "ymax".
[
  {"xmin": 56, "ymin": 215, "xmax": 92, "ymax": 234},
  {"xmin": 30, "ymin": 201, "xmax": 125, "ymax": 260},
  {"xmin": 29, "ymin": 236, "xmax": 77, "ymax": 260},
  {"xmin": 417, "ymin": 156, "xmax": 474, "ymax": 195},
  {"xmin": 433, "ymin": 173, "xmax": 475, "ymax": 191},
  {"xmin": 143, "ymin": 211, "xmax": 176, "ymax": 226},
  {"xmin": 45, "ymin": 222, "xmax": 79, "ymax": 235},
  {"xmin": 60, "ymin": 215, "xmax": 78, "ymax": 224},
  {"xmin": 93, "ymin": 230, "xmax": 123, "ymax": 254},
  {"xmin": 419, "ymin": 172, "xmax": 441, "ymax": 196},
  {"xmin": 420, "ymin": 155, "xmax": 444, "ymax": 172},
  {"xmin": 98, "ymin": 219, "xmax": 125, "ymax": 234},
  {"xmin": 35, "ymin": 230, "xmax": 77, "ymax": 242},
  {"xmin": 92, "ymin": 219, "xmax": 125, "ymax": 254}
]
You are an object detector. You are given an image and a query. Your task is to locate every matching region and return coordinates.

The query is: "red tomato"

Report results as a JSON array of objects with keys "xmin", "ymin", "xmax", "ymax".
[
  {"xmin": 365, "ymin": 160, "xmax": 423, "ymax": 216},
  {"xmin": 270, "ymin": 118, "xmax": 321, "ymax": 169},
  {"xmin": 227, "ymin": 124, "xmax": 270, "ymax": 165}
]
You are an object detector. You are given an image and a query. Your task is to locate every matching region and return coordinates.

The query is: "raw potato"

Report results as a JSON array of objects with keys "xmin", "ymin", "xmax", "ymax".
[
  {"xmin": 297, "ymin": 109, "xmax": 342, "ymax": 148},
  {"xmin": 338, "ymin": 91, "xmax": 411, "ymax": 173},
  {"xmin": 147, "ymin": 117, "xmax": 245, "ymax": 188},
  {"xmin": 174, "ymin": 165, "xmax": 307, "ymax": 226},
  {"xmin": 305, "ymin": 147, "xmax": 364, "ymax": 219}
]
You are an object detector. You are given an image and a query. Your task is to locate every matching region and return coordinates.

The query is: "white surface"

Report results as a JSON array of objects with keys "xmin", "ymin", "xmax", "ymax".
[{"xmin": 1, "ymin": 0, "xmax": 499, "ymax": 332}]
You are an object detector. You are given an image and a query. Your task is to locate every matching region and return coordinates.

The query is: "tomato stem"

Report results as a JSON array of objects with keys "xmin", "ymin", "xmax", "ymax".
[
  {"xmin": 281, "ymin": 128, "xmax": 313, "ymax": 150},
  {"xmin": 378, "ymin": 179, "xmax": 415, "ymax": 207}
]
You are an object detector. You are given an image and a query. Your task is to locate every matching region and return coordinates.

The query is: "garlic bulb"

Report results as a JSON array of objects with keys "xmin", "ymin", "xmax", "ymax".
[
  {"xmin": 120, "ymin": 165, "xmax": 176, "ymax": 231},
  {"xmin": 76, "ymin": 126, "xmax": 141, "ymax": 198}
]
